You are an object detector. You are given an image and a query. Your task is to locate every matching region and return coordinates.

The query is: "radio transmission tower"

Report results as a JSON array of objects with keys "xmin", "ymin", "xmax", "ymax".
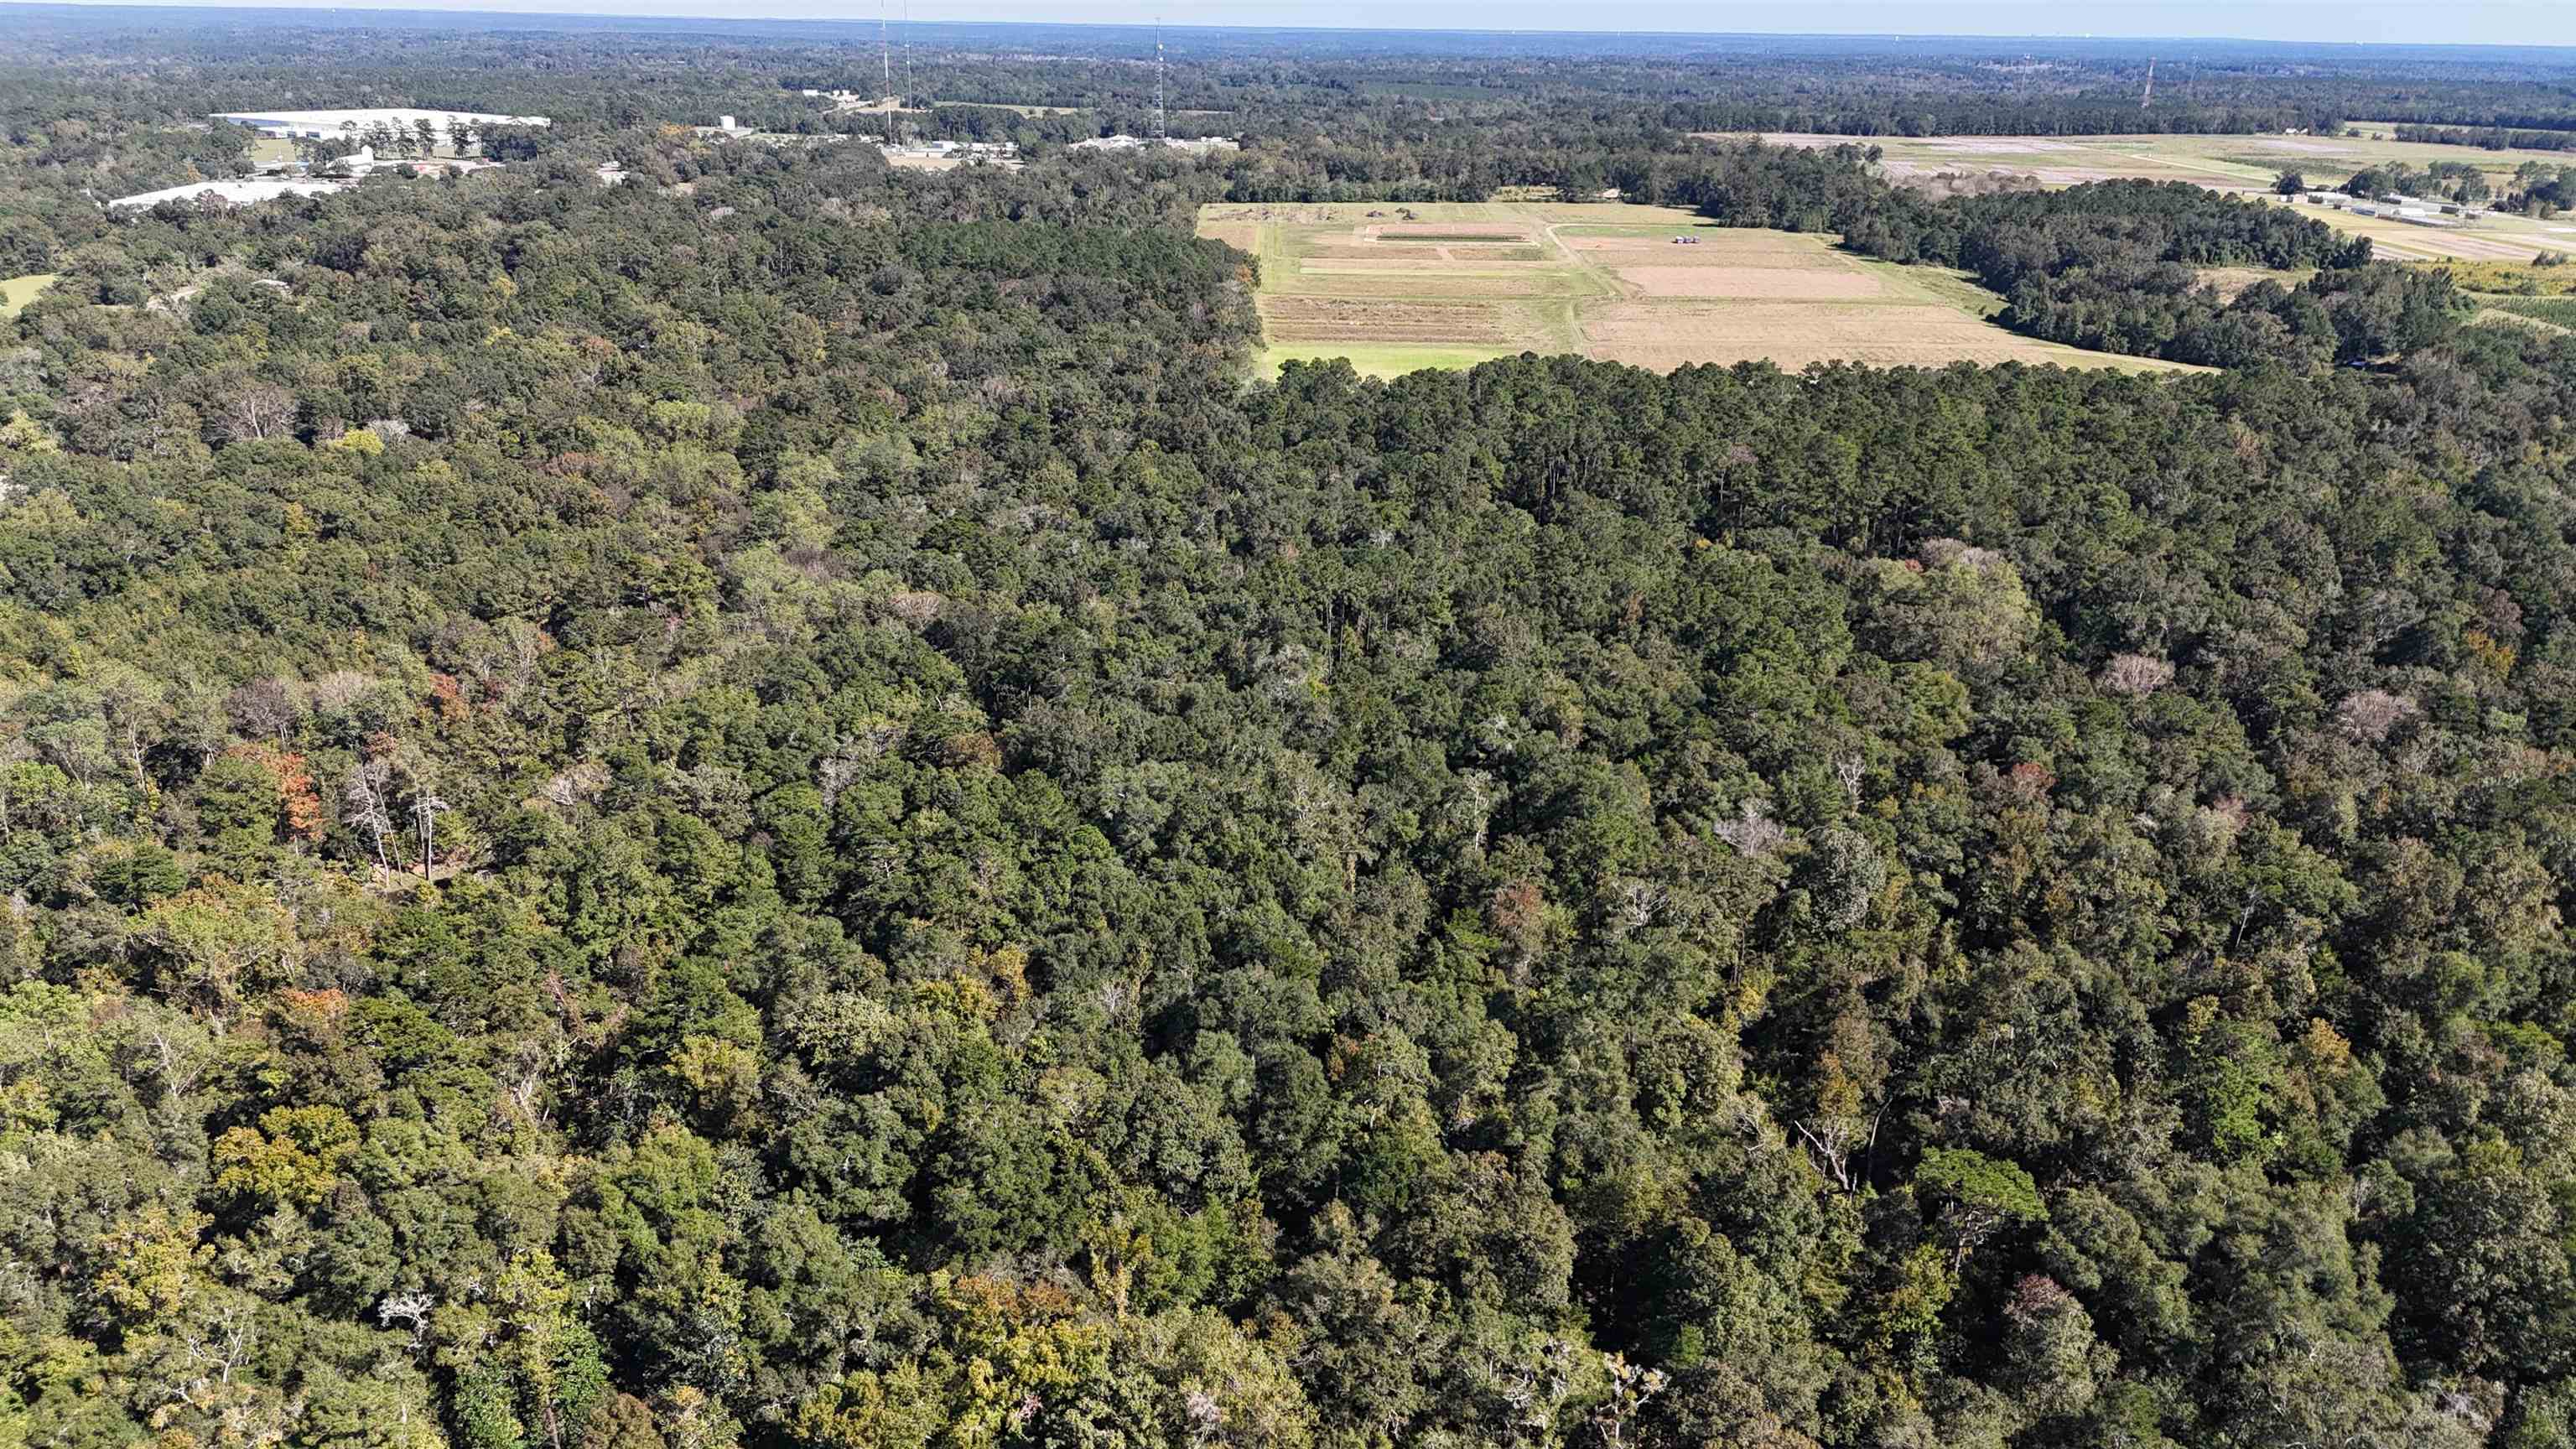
[
  {"xmin": 880, "ymin": 0, "xmax": 892, "ymax": 101},
  {"xmin": 1154, "ymin": 20, "xmax": 1167, "ymax": 141},
  {"xmin": 2140, "ymin": 56, "xmax": 2156, "ymax": 111}
]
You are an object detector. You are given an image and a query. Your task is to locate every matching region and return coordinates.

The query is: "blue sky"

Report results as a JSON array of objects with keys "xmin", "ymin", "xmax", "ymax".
[{"xmin": 33, "ymin": 0, "xmax": 2576, "ymax": 46}]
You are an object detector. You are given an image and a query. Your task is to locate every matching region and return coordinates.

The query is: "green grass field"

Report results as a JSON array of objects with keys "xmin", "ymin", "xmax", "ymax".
[{"xmin": 2, "ymin": 273, "xmax": 60, "ymax": 318}]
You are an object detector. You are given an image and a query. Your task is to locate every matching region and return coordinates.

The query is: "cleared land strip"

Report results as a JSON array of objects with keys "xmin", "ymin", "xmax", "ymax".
[{"xmin": 1199, "ymin": 200, "xmax": 2199, "ymax": 377}]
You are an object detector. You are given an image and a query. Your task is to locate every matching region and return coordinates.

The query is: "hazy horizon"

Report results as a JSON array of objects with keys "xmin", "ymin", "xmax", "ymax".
[{"xmin": 8, "ymin": 0, "xmax": 2576, "ymax": 48}]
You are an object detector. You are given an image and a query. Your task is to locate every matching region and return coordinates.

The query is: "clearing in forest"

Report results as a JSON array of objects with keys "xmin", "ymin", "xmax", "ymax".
[
  {"xmin": 2, "ymin": 273, "xmax": 58, "ymax": 318},
  {"xmin": 1196, "ymin": 200, "xmax": 2199, "ymax": 377}
]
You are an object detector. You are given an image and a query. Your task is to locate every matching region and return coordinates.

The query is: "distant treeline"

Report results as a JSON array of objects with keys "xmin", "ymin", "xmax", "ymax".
[
  {"xmin": 2376, "ymin": 111, "xmax": 2576, "ymax": 135},
  {"xmin": 1655, "ymin": 101, "xmax": 2350, "ymax": 140},
  {"xmin": 2392, "ymin": 123, "xmax": 2576, "ymax": 153}
]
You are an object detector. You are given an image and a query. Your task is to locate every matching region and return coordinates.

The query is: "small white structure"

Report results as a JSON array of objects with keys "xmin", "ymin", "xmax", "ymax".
[{"xmin": 109, "ymin": 179, "xmax": 341, "ymax": 211}]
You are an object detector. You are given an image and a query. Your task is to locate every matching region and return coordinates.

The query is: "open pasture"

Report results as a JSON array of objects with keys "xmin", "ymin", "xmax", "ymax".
[{"xmin": 1197, "ymin": 200, "xmax": 2194, "ymax": 377}]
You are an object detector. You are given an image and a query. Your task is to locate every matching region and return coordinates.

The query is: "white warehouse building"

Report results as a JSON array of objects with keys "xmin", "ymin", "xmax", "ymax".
[
  {"xmin": 108, "ymin": 179, "xmax": 343, "ymax": 211},
  {"xmin": 210, "ymin": 108, "xmax": 551, "ymax": 141}
]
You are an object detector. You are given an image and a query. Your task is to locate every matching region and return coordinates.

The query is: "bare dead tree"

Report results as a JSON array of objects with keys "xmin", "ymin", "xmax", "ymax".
[
  {"xmin": 409, "ymin": 791, "xmax": 449, "ymax": 877},
  {"xmin": 377, "ymin": 1290, "xmax": 435, "ymax": 1352},
  {"xmin": 344, "ymin": 757, "xmax": 395, "ymax": 874},
  {"xmin": 1794, "ymin": 1111, "xmax": 1881, "ymax": 1193},
  {"xmin": 216, "ymin": 382, "xmax": 298, "ymax": 444}
]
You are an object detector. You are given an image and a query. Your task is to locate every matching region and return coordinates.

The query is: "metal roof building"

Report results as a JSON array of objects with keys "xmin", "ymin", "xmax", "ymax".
[
  {"xmin": 107, "ymin": 179, "xmax": 343, "ymax": 211},
  {"xmin": 210, "ymin": 109, "xmax": 550, "ymax": 139}
]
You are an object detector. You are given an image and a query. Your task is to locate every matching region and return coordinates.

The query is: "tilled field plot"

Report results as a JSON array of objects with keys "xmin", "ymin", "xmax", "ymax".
[
  {"xmin": 1614, "ymin": 265, "xmax": 1886, "ymax": 299},
  {"xmin": 1586, "ymin": 300, "xmax": 2074, "ymax": 370},
  {"xmin": 1263, "ymin": 295, "xmax": 1533, "ymax": 345}
]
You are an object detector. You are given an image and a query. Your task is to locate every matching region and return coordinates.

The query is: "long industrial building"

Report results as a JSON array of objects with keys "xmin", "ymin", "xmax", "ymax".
[
  {"xmin": 107, "ymin": 179, "xmax": 343, "ymax": 211},
  {"xmin": 210, "ymin": 108, "xmax": 550, "ymax": 139}
]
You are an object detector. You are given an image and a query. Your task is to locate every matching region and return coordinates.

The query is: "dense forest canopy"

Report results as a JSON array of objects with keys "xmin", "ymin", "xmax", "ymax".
[{"xmin": 13, "ymin": 11, "xmax": 2576, "ymax": 1449}]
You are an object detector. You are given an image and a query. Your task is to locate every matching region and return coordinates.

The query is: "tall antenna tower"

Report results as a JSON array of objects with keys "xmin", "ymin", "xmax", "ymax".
[
  {"xmin": 880, "ymin": 0, "xmax": 891, "ymax": 101},
  {"xmin": 902, "ymin": 0, "xmax": 913, "ymax": 106},
  {"xmin": 1153, "ymin": 20, "xmax": 1167, "ymax": 142},
  {"xmin": 2140, "ymin": 56, "xmax": 2156, "ymax": 111}
]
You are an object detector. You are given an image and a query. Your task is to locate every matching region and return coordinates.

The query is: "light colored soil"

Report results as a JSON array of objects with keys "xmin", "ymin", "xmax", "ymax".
[
  {"xmin": 1568, "ymin": 238, "xmax": 1820, "ymax": 266},
  {"xmin": 1371, "ymin": 222, "xmax": 1529, "ymax": 237},
  {"xmin": 1933, "ymin": 138, "xmax": 2088, "ymax": 154},
  {"xmin": 1614, "ymin": 264, "xmax": 1884, "ymax": 299},
  {"xmin": 1299, "ymin": 257, "xmax": 1563, "ymax": 275},
  {"xmin": 1584, "ymin": 299, "xmax": 2073, "ymax": 370}
]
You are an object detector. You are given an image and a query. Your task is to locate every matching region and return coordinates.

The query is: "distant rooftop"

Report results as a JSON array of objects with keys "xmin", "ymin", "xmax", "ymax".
[
  {"xmin": 1071, "ymin": 134, "xmax": 1240, "ymax": 153},
  {"xmin": 212, "ymin": 108, "xmax": 551, "ymax": 138},
  {"xmin": 108, "ymin": 179, "xmax": 343, "ymax": 211}
]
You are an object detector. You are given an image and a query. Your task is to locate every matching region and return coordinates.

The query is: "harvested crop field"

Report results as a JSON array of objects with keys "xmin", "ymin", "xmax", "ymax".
[
  {"xmin": 1587, "ymin": 299, "xmax": 2058, "ymax": 371},
  {"xmin": 1263, "ymin": 295, "xmax": 1529, "ymax": 343},
  {"xmin": 1615, "ymin": 265, "xmax": 1884, "ymax": 299},
  {"xmin": 1197, "ymin": 200, "xmax": 2195, "ymax": 377}
]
